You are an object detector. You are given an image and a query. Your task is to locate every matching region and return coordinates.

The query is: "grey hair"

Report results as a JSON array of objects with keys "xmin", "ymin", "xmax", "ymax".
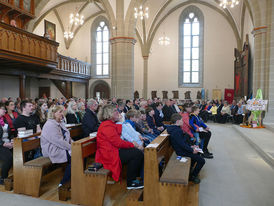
[
  {"xmin": 66, "ymin": 101, "xmax": 77, "ymax": 114},
  {"xmin": 77, "ymin": 102, "xmax": 85, "ymax": 111},
  {"xmin": 87, "ymin": 98, "xmax": 97, "ymax": 108}
]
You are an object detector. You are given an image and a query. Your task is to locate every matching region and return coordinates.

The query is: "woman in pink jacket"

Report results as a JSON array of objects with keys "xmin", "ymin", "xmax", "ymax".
[{"xmin": 41, "ymin": 105, "xmax": 72, "ymax": 187}]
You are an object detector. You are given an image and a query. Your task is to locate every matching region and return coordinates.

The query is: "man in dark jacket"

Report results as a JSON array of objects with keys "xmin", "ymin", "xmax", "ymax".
[
  {"xmin": 153, "ymin": 102, "xmax": 165, "ymax": 128},
  {"xmin": 82, "ymin": 99, "xmax": 100, "ymax": 137},
  {"xmin": 162, "ymin": 100, "xmax": 175, "ymax": 121},
  {"xmin": 167, "ymin": 113, "xmax": 205, "ymax": 184}
]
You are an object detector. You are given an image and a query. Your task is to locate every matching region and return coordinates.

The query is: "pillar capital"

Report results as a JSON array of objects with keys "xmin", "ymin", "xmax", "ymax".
[
  {"xmin": 110, "ymin": 36, "xmax": 137, "ymax": 45},
  {"xmin": 143, "ymin": 55, "xmax": 149, "ymax": 60},
  {"xmin": 252, "ymin": 26, "xmax": 268, "ymax": 37}
]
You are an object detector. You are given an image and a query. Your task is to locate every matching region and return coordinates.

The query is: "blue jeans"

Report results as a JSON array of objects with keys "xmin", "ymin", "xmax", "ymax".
[
  {"xmin": 193, "ymin": 132, "xmax": 204, "ymax": 149},
  {"xmin": 193, "ymin": 132, "xmax": 200, "ymax": 146}
]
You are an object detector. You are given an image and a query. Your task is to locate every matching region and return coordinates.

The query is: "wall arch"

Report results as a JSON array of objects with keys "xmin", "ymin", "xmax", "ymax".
[{"xmin": 90, "ymin": 80, "xmax": 111, "ymax": 99}]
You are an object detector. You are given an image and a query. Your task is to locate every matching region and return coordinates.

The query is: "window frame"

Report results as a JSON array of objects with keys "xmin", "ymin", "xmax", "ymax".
[
  {"xmin": 179, "ymin": 6, "xmax": 204, "ymax": 88},
  {"xmin": 91, "ymin": 16, "xmax": 111, "ymax": 79}
]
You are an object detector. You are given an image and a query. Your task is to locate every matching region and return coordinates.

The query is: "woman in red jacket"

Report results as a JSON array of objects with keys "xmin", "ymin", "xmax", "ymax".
[{"xmin": 95, "ymin": 104, "xmax": 144, "ymax": 190}]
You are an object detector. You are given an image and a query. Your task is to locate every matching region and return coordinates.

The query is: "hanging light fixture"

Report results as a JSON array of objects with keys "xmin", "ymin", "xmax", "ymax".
[
  {"xmin": 70, "ymin": 12, "xmax": 84, "ymax": 26},
  {"xmin": 159, "ymin": 33, "xmax": 170, "ymax": 46},
  {"xmin": 64, "ymin": 31, "xmax": 74, "ymax": 40},
  {"xmin": 219, "ymin": 0, "xmax": 240, "ymax": 9},
  {"xmin": 64, "ymin": 26, "xmax": 74, "ymax": 40},
  {"xmin": 134, "ymin": 6, "xmax": 149, "ymax": 20},
  {"xmin": 64, "ymin": 6, "xmax": 84, "ymax": 40}
]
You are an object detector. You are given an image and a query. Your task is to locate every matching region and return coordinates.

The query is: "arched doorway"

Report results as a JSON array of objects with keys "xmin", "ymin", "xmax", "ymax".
[{"xmin": 90, "ymin": 80, "xmax": 110, "ymax": 99}]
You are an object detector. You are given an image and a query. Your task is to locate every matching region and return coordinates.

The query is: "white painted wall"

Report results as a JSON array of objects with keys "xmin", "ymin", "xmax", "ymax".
[
  {"xmin": 72, "ymin": 82, "xmax": 86, "ymax": 98},
  {"xmin": 134, "ymin": 41, "xmax": 144, "ymax": 97},
  {"xmin": 0, "ymin": 75, "xmax": 19, "ymax": 99},
  {"xmin": 0, "ymin": 75, "xmax": 65, "ymax": 100},
  {"xmin": 33, "ymin": 11, "xmax": 67, "ymax": 55},
  {"xmin": 134, "ymin": 4, "xmax": 237, "ymax": 100}
]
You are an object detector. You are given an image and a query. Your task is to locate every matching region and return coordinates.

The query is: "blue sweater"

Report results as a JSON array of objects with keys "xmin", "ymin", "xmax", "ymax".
[{"xmin": 189, "ymin": 114, "xmax": 207, "ymax": 133}]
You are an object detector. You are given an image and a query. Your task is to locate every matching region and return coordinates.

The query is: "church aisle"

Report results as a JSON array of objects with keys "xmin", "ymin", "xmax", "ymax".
[
  {"xmin": 0, "ymin": 192, "xmax": 74, "ymax": 206},
  {"xmin": 199, "ymin": 123, "xmax": 274, "ymax": 206}
]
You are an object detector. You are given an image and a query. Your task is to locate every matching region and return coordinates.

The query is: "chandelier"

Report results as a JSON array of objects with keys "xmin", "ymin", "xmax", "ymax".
[
  {"xmin": 64, "ymin": 9, "xmax": 84, "ymax": 40},
  {"xmin": 219, "ymin": 0, "xmax": 240, "ymax": 8},
  {"xmin": 159, "ymin": 35, "xmax": 170, "ymax": 46},
  {"xmin": 134, "ymin": 6, "xmax": 149, "ymax": 20},
  {"xmin": 64, "ymin": 31, "xmax": 74, "ymax": 40},
  {"xmin": 70, "ymin": 12, "xmax": 84, "ymax": 26}
]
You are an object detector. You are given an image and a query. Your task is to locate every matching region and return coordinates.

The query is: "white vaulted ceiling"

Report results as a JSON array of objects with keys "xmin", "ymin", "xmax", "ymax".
[{"xmin": 30, "ymin": 0, "xmax": 253, "ymax": 50}]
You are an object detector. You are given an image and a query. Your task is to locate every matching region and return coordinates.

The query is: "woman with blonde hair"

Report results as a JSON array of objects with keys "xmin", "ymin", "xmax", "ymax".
[
  {"xmin": 65, "ymin": 100, "xmax": 81, "ymax": 124},
  {"xmin": 41, "ymin": 105, "xmax": 72, "ymax": 187},
  {"xmin": 95, "ymin": 104, "xmax": 144, "ymax": 190}
]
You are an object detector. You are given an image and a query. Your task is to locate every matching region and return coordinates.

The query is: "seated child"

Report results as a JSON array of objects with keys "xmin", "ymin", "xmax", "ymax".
[
  {"xmin": 125, "ymin": 110, "xmax": 150, "ymax": 145},
  {"xmin": 167, "ymin": 113, "xmax": 205, "ymax": 184},
  {"xmin": 189, "ymin": 106, "xmax": 213, "ymax": 159},
  {"xmin": 116, "ymin": 114, "xmax": 144, "ymax": 150}
]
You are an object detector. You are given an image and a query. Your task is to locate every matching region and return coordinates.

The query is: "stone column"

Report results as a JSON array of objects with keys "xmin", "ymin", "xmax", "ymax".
[
  {"xmin": 110, "ymin": 37, "xmax": 136, "ymax": 99},
  {"xmin": 264, "ymin": 1, "xmax": 274, "ymax": 123},
  {"xmin": 143, "ymin": 55, "xmax": 149, "ymax": 99},
  {"xmin": 251, "ymin": 26, "xmax": 268, "ymax": 95}
]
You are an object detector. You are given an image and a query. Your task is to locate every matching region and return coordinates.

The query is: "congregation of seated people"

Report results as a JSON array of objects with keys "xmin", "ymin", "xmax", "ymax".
[
  {"xmin": 198, "ymin": 99, "xmax": 247, "ymax": 124},
  {"xmin": 3, "ymin": 95, "xmax": 251, "ymax": 190}
]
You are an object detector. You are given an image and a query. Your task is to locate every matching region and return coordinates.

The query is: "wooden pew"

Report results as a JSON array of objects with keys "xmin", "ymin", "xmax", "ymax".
[
  {"xmin": 66, "ymin": 124, "xmax": 83, "ymax": 141},
  {"xmin": 127, "ymin": 130, "xmax": 196, "ymax": 206},
  {"xmin": 13, "ymin": 133, "xmax": 50, "ymax": 197},
  {"xmin": 71, "ymin": 136, "xmax": 110, "ymax": 206},
  {"xmin": 12, "ymin": 124, "xmax": 84, "ymax": 197}
]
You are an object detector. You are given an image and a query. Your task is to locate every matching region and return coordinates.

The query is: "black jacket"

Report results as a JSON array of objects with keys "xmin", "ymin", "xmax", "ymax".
[
  {"xmin": 123, "ymin": 105, "xmax": 131, "ymax": 113},
  {"xmin": 66, "ymin": 113, "xmax": 81, "ymax": 124},
  {"xmin": 162, "ymin": 105, "xmax": 174, "ymax": 121},
  {"xmin": 167, "ymin": 125, "xmax": 194, "ymax": 156},
  {"xmin": 0, "ymin": 125, "xmax": 3, "ymax": 147},
  {"xmin": 82, "ymin": 109, "xmax": 100, "ymax": 137},
  {"xmin": 153, "ymin": 109, "xmax": 164, "ymax": 127}
]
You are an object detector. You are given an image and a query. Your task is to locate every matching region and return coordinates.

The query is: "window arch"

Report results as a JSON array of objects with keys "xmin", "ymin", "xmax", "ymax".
[
  {"xmin": 91, "ymin": 16, "xmax": 110, "ymax": 77},
  {"xmin": 179, "ymin": 6, "xmax": 204, "ymax": 87}
]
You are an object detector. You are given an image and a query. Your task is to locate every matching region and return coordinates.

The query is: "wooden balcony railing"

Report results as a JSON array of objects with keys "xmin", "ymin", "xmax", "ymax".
[
  {"xmin": 0, "ymin": 21, "xmax": 91, "ymax": 80},
  {"xmin": 0, "ymin": 22, "xmax": 59, "ymax": 68},
  {"xmin": 57, "ymin": 54, "xmax": 91, "ymax": 77}
]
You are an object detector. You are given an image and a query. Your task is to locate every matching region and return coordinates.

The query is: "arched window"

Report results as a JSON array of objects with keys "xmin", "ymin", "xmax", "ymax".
[
  {"xmin": 91, "ymin": 17, "xmax": 110, "ymax": 77},
  {"xmin": 179, "ymin": 6, "xmax": 204, "ymax": 87}
]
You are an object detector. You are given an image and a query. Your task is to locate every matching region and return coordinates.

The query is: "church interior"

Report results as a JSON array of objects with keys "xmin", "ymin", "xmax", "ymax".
[{"xmin": 0, "ymin": 0, "xmax": 274, "ymax": 206}]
